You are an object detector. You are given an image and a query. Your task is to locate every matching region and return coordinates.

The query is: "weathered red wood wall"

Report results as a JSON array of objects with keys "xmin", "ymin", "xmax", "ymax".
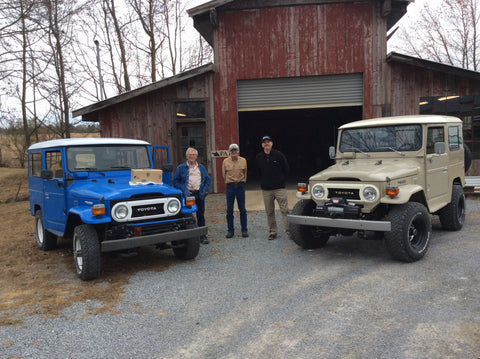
[
  {"xmin": 389, "ymin": 62, "xmax": 480, "ymax": 115},
  {"xmin": 389, "ymin": 62, "xmax": 480, "ymax": 175},
  {"xmin": 98, "ymin": 73, "xmax": 213, "ymax": 166},
  {"xmin": 211, "ymin": 1, "xmax": 387, "ymax": 190}
]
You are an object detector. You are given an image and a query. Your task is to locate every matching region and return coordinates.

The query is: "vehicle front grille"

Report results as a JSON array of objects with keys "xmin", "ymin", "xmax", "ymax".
[
  {"xmin": 131, "ymin": 203, "xmax": 165, "ymax": 218},
  {"xmin": 328, "ymin": 188, "xmax": 360, "ymax": 200},
  {"xmin": 110, "ymin": 195, "xmax": 181, "ymax": 223}
]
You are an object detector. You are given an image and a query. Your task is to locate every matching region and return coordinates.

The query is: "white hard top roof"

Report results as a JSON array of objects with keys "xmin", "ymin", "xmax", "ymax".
[
  {"xmin": 28, "ymin": 137, "xmax": 150, "ymax": 150},
  {"xmin": 340, "ymin": 115, "xmax": 462, "ymax": 130}
]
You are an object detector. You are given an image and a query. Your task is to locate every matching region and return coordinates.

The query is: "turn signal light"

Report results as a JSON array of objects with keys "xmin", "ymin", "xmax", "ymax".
[
  {"xmin": 186, "ymin": 196, "xmax": 196, "ymax": 207},
  {"xmin": 297, "ymin": 183, "xmax": 308, "ymax": 193},
  {"xmin": 385, "ymin": 186, "xmax": 400, "ymax": 197},
  {"xmin": 91, "ymin": 204, "xmax": 105, "ymax": 216}
]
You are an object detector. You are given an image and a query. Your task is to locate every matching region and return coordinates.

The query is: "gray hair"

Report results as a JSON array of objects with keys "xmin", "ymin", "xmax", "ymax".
[{"xmin": 185, "ymin": 147, "xmax": 198, "ymax": 157}]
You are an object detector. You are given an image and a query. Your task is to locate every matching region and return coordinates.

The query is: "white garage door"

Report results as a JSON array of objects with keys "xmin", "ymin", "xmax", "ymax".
[{"xmin": 237, "ymin": 73, "xmax": 363, "ymax": 111}]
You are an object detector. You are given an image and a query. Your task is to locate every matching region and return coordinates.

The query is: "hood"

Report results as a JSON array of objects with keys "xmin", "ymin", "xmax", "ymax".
[
  {"xmin": 310, "ymin": 159, "xmax": 420, "ymax": 182},
  {"xmin": 68, "ymin": 176, "xmax": 180, "ymax": 201}
]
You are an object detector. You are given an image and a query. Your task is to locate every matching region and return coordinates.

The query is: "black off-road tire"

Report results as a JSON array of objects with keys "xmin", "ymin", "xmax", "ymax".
[
  {"xmin": 35, "ymin": 209, "xmax": 57, "ymax": 251},
  {"xmin": 73, "ymin": 224, "xmax": 101, "ymax": 281},
  {"xmin": 289, "ymin": 200, "xmax": 330, "ymax": 249},
  {"xmin": 438, "ymin": 184, "xmax": 466, "ymax": 231},
  {"xmin": 384, "ymin": 202, "xmax": 432, "ymax": 262},
  {"xmin": 172, "ymin": 223, "xmax": 200, "ymax": 260}
]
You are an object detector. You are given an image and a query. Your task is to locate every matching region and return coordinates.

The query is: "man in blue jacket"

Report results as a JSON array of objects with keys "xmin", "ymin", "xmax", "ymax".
[{"xmin": 173, "ymin": 147, "xmax": 211, "ymax": 244}]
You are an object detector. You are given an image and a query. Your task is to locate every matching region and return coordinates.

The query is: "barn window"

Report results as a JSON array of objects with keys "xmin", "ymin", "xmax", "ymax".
[{"xmin": 176, "ymin": 101, "xmax": 205, "ymax": 119}]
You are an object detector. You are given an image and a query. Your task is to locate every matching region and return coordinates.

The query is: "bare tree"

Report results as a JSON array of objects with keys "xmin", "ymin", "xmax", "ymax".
[
  {"xmin": 390, "ymin": 0, "xmax": 480, "ymax": 71},
  {"xmin": 103, "ymin": 0, "xmax": 132, "ymax": 92},
  {"xmin": 0, "ymin": 0, "xmax": 213, "ymax": 151},
  {"xmin": 128, "ymin": 0, "xmax": 165, "ymax": 82}
]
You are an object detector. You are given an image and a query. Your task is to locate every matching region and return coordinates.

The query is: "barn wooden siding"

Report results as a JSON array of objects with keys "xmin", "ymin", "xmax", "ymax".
[
  {"xmin": 388, "ymin": 62, "xmax": 480, "ymax": 116},
  {"xmin": 388, "ymin": 61, "xmax": 480, "ymax": 175},
  {"xmin": 98, "ymin": 72, "xmax": 213, "ymax": 166},
  {"xmin": 211, "ymin": 1, "xmax": 387, "ymax": 190}
]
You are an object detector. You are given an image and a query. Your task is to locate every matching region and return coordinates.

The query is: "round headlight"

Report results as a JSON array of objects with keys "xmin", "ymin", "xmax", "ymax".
[
  {"xmin": 312, "ymin": 184, "xmax": 325, "ymax": 199},
  {"xmin": 167, "ymin": 199, "xmax": 180, "ymax": 214},
  {"xmin": 113, "ymin": 204, "xmax": 129, "ymax": 220},
  {"xmin": 363, "ymin": 186, "xmax": 378, "ymax": 201}
]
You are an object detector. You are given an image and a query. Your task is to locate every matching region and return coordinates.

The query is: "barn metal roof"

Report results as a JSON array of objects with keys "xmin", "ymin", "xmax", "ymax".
[
  {"xmin": 72, "ymin": 63, "xmax": 215, "ymax": 122},
  {"xmin": 387, "ymin": 52, "xmax": 480, "ymax": 81}
]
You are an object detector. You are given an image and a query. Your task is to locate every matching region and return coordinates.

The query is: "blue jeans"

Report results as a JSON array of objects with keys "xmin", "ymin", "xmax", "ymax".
[
  {"xmin": 193, "ymin": 192, "xmax": 206, "ymax": 228},
  {"xmin": 226, "ymin": 183, "xmax": 247, "ymax": 233}
]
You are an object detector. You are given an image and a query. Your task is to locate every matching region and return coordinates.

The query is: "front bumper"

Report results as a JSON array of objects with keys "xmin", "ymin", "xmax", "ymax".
[
  {"xmin": 101, "ymin": 226, "xmax": 208, "ymax": 252},
  {"xmin": 287, "ymin": 215, "xmax": 391, "ymax": 232}
]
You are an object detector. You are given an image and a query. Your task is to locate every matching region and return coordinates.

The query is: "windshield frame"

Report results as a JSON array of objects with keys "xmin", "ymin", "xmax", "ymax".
[
  {"xmin": 66, "ymin": 145, "xmax": 151, "ymax": 172},
  {"xmin": 339, "ymin": 124, "xmax": 423, "ymax": 153}
]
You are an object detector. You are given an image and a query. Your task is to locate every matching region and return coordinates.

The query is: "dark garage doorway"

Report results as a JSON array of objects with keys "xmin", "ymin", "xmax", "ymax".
[{"xmin": 239, "ymin": 106, "xmax": 362, "ymax": 186}]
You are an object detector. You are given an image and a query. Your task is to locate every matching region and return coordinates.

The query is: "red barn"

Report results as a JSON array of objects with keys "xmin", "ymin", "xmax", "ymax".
[{"xmin": 73, "ymin": 0, "xmax": 480, "ymax": 192}]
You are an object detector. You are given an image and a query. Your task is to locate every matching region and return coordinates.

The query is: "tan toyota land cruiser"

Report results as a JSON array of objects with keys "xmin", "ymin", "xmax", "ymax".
[{"xmin": 287, "ymin": 115, "xmax": 468, "ymax": 262}]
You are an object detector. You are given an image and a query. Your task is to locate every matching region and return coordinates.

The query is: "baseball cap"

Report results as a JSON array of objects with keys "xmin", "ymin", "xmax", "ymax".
[
  {"xmin": 229, "ymin": 143, "xmax": 239, "ymax": 151},
  {"xmin": 262, "ymin": 135, "xmax": 272, "ymax": 142}
]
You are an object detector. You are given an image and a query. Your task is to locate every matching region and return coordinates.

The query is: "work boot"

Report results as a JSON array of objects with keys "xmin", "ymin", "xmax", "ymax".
[
  {"xmin": 200, "ymin": 235, "xmax": 209, "ymax": 244},
  {"xmin": 242, "ymin": 231, "xmax": 249, "ymax": 238},
  {"xmin": 225, "ymin": 232, "xmax": 234, "ymax": 238}
]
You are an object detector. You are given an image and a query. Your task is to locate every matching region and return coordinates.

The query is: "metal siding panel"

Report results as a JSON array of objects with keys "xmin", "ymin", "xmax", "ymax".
[{"xmin": 237, "ymin": 73, "xmax": 363, "ymax": 111}]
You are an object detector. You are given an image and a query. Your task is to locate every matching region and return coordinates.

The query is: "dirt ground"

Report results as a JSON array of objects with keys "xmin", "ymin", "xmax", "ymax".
[{"xmin": 0, "ymin": 167, "xmax": 228, "ymax": 327}]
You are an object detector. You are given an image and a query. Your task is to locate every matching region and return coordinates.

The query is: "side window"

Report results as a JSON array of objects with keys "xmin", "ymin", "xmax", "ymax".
[
  {"xmin": 448, "ymin": 125, "xmax": 462, "ymax": 151},
  {"xmin": 426, "ymin": 127, "xmax": 445, "ymax": 154},
  {"xmin": 30, "ymin": 152, "xmax": 42, "ymax": 177},
  {"xmin": 46, "ymin": 151, "xmax": 63, "ymax": 178}
]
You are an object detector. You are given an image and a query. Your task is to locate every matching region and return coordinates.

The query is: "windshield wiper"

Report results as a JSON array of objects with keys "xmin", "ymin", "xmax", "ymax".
[
  {"xmin": 108, "ymin": 166, "xmax": 131, "ymax": 169},
  {"xmin": 378, "ymin": 147, "xmax": 405, "ymax": 156},
  {"xmin": 345, "ymin": 147, "xmax": 370, "ymax": 157},
  {"xmin": 74, "ymin": 167, "xmax": 97, "ymax": 171},
  {"xmin": 74, "ymin": 167, "xmax": 106, "ymax": 176}
]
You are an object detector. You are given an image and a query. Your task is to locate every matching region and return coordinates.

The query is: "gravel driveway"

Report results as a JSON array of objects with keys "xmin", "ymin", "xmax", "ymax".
[{"xmin": 1, "ymin": 196, "xmax": 479, "ymax": 359}]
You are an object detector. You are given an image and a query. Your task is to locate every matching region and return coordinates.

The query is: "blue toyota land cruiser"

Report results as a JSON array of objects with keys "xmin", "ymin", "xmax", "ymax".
[{"xmin": 28, "ymin": 138, "xmax": 207, "ymax": 280}]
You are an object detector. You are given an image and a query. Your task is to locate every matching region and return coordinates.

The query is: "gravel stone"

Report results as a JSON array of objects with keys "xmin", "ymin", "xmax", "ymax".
[{"xmin": 1, "ymin": 195, "xmax": 479, "ymax": 358}]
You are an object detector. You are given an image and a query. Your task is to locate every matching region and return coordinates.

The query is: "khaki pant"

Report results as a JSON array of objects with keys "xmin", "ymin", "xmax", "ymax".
[{"xmin": 262, "ymin": 188, "xmax": 290, "ymax": 236}]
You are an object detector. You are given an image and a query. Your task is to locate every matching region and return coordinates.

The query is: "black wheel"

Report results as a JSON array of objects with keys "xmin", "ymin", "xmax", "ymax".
[
  {"xmin": 35, "ymin": 209, "xmax": 57, "ymax": 251},
  {"xmin": 172, "ymin": 223, "xmax": 200, "ymax": 260},
  {"xmin": 73, "ymin": 224, "xmax": 101, "ymax": 281},
  {"xmin": 289, "ymin": 200, "xmax": 330, "ymax": 249},
  {"xmin": 438, "ymin": 184, "xmax": 466, "ymax": 231},
  {"xmin": 384, "ymin": 202, "xmax": 432, "ymax": 262},
  {"xmin": 464, "ymin": 144, "xmax": 472, "ymax": 173}
]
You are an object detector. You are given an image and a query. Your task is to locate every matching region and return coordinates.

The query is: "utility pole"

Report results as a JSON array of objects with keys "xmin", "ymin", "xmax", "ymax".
[{"xmin": 94, "ymin": 39, "xmax": 104, "ymax": 101}]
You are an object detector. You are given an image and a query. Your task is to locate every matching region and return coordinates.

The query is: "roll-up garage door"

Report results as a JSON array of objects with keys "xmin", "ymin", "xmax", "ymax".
[{"xmin": 237, "ymin": 73, "xmax": 363, "ymax": 112}]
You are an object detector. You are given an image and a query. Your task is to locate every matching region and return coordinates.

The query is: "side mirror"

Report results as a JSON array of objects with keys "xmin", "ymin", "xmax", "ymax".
[
  {"xmin": 434, "ymin": 142, "xmax": 446, "ymax": 155},
  {"xmin": 329, "ymin": 146, "xmax": 336, "ymax": 159},
  {"xmin": 40, "ymin": 170, "xmax": 53, "ymax": 180}
]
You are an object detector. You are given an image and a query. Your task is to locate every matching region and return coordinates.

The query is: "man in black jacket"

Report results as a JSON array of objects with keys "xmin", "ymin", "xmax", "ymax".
[{"xmin": 255, "ymin": 135, "xmax": 290, "ymax": 240}]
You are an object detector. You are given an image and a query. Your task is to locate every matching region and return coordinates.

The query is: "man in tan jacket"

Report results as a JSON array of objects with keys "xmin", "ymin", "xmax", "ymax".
[{"xmin": 222, "ymin": 143, "xmax": 248, "ymax": 238}]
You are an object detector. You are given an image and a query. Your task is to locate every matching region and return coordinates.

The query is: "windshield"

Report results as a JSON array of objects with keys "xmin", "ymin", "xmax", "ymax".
[
  {"xmin": 339, "ymin": 125, "xmax": 422, "ymax": 153},
  {"xmin": 66, "ymin": 145, "xmax": 151, "ymax": 172}
]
